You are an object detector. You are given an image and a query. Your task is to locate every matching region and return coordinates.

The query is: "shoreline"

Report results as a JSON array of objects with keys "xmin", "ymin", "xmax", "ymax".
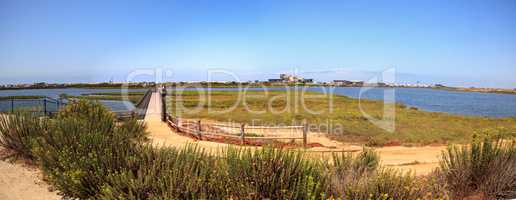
[{"xmin": 2, "ymin": 84, "xmax": 515, "ymax": 95}]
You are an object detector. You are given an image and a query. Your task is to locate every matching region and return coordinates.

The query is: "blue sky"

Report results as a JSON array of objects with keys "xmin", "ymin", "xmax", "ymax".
[{"xmin": 1, "ymin": 0, "xmax": 515, "ymax": 88}]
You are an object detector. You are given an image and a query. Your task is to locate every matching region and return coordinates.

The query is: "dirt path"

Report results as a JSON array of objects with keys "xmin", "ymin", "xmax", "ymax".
[
  {"xmin": 0, "ymin": 158, "xmax": 61, "ymax": 200},
  {"xmin": 145, "ymin": 92, "xmax": 445, "ymax": 175},
  {"xmin": 144, "ymin": 93, "xmax": 234, "ymax": 150}
]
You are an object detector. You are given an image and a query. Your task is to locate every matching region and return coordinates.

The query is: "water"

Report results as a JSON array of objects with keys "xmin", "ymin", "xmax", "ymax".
[
  {"xmin": 314, "ymin": 87, "xmax": 516, "ymax": 118},
  {"xmin": 169, "ymin": 87, "xmax": 516, "ymax": 118},
  {"xmin": 0, "ymin": 88, "xmax": 146, "ymax": 112},
  {"xmin": 0, "ymin": 88, "xmax": 148, "ymax": 99}
]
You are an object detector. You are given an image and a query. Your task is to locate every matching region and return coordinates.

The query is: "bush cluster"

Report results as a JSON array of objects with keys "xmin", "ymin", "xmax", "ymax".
[
  {"xmin": 0, "ymin": 100, "xmax": 515, "ymax": 199},
  {"xmin": 0, "ymin": 112, "xmax": 49, "ymax": 159}
]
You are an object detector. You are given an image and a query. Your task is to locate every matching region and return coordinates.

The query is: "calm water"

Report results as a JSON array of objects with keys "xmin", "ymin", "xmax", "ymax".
[
  {"xmin": 170, "ymin": 87, "xmax": 516, "ymax": 118},
  {"xmin": 0, "ymin": 88, "xmax": 146, "ymax": 112},
  {"xmin": 315, "ymin": 87, "xmax": 516, "ymax": 118}
]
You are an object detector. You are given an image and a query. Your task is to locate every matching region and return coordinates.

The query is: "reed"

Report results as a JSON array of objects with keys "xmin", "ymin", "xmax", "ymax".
[
  {"xmin": 0, "ymin": 112, "xmax": 48, "ymax": 159},
  {"xmin": 440, "ymin": 136, "xmax": 516, "ymax": 199}
]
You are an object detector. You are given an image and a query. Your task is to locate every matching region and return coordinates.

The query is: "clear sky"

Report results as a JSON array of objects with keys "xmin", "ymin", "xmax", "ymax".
[{"xmin": 1, "ymin": 0, "xmax": 515, "ymax": 88}]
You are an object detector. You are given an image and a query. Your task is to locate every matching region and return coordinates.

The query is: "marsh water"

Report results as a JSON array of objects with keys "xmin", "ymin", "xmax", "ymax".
[
  {"xmin": 319, "ymin": 87, "xmax": 516, "ymax": 118},
  {"xmin": 1, "ymin": 87, "xmax": 515, "ymax": 117},
  {"xmin": 0, "ymin": 88, "xmax": 147, "ymax": 112}
]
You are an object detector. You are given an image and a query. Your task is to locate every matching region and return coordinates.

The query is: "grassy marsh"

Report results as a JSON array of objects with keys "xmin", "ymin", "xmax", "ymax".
[
  {"xmin": 167, "ymin": 90, "xmax": 516, "ymax": 146},
  {"xmin": 70, "ymin": 92, "xmax": 146, "ymax": 104}
]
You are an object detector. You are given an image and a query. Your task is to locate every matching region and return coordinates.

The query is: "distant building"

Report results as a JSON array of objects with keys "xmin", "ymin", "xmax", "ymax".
[
  {"xmin": 333, "ymin": 80, "xmax": 353, "ymax": 85},
  {"xmin": 267, "ymin": 74, "xmax": 313, "ymax": 84},
  {"xmin": 268, "ymin": 79, "xmax": 283, "ymax": 83},
  {"xmin": 301, "ymin": 79, "xmax": 313, "ymax": 83},
  {"xmin": 333, "ymin": 80, "xmax": 363, "ymax": 87}
]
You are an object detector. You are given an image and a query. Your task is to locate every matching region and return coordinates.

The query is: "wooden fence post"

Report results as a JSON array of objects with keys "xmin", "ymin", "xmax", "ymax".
[
  {"xmin": 176, "ymin": 118, "xmax": 181, "ymax": 132},
  {"xmin": 11, "ymin": 99, "xmax": 14, "ymax": 113},
  {"xmin": 197, "ymin": 120, "xmax": 202, "ymax": 139},
  {"xmin": 161, "ymin": 88, "xmax": 167, "ymax": 122},
  {"xmin": 43, "ymin": 98, "xmax": 47, "ymax": 116},
  {"xmin": 240, "ymin": 123, "xmax": 246, "ymax": 145},
  {"xmin": 303, "ymin": 121, "xmax": 308, "ymax": 148}
]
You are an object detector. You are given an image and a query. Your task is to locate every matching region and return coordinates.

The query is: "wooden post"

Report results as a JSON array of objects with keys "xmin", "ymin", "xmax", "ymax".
[
  {"xmin": 176, "ymin": 118, "xmax": 181, "ymax": 132},
  {"xmin": 302, "ymin": 121, "xmax": 308, "ymax": 148},
  {"xmin": 43, "ymin": 98, "xmax": 47, "ymax": 116},
  {"xmin": 10, "ymin": 99, "xmax": 14, "ymax": 113},
  {"xmin": 240, "ymin": 123, "xmax": 246, "ymax": 145},
  {"xmin": 161, "ymin": 88, "xmax": 167, "ymax": 122},
  {"xmin": 197, "ymin": 120, "xmax": 202, "ymax": 139}
]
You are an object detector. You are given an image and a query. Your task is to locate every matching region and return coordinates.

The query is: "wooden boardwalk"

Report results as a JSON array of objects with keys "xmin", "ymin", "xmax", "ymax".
[{"xmin": 144, "ymin": 92, "xmax": 232, "ymax": 150}]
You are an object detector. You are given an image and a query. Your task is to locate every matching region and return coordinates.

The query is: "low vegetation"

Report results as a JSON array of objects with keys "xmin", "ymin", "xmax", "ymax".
[
  {"xmin": 440, "ymin": 136, "xmax": 516, "ymax": 199},
  {"xmin": 69, "ymin": 92, "xmax": 145, "ymax": 104},
  {"xmin": 167, "ymin": 90, "xmax": 516, "ymax": 146},
  {"xmin": 0, "ymin": 112, "xmax": 49, "ymax": 159},
  {"xmin": 0, "ymin": 100, "xmax": 514, "ymax": 199},
  {"xmin": 434, "ymin": 86, "xmax": 516, "ymax": 95},
  {"xmin": 0, "ymin": 95, "xmax": 45, "ymax": 100},
  {"xmin": 170, "ymin": 82, "xmax": 318, "ymax": 88}
]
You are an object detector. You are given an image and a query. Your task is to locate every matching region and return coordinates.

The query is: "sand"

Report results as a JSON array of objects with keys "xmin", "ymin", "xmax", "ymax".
[{"xmin": 0, "ymin": 157, "xmax": 61, "ymax": 200}]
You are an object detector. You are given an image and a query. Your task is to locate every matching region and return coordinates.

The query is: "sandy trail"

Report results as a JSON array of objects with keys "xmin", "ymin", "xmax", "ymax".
[
  {"xmin": 0, "ymin": 156, "xmax": 60, "ymax": 200},
  {"xmin": 145, "ymin": 93, "xmax": 234, "ymax": 151},
  {"xmin": 146, "ymin": 92, "xmax": 446, "ymax": 175},
  {"xmin": 0, "ymin": 115, "xmax": 61, "ymax": 200}
]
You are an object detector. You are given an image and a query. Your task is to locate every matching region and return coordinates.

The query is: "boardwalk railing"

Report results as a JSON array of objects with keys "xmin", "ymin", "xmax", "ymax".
[
  {"xmin": 0, "ymin": 89, "xmax": 154, "ymax": 120},
  {"xmin": 134, "ymin": 89, "xmax": 154, "ymax": 110},
  {"xmin": 165, "ymin": 114, "xmax": 309, "ymax": 147},
  {"xmin": 127, "ymin": 89, "xmax": 153, "ymax": 119},
  {"xmin": 0, "ymin": 97, "xmax": 65, "ymax": 116},
  {"xmin": 108, "ymin": 89, "xmax": 154, "ymax": 120}
]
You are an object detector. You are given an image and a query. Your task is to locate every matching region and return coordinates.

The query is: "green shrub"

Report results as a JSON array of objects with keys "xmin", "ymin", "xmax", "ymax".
[
  {"xmin": 33, "ymin": 100, "xmax": 147, "ymax": 199},
  {"xmin": 328, "ymin": 148, "xmax": 446, "ymax": 199},
  {"xmin": 330, "ymin": 148, "xmax": 379, "ymax": 186},
  {"xmin": 56, "ymin": 100, "xmax": 116, "ymax": 134},
  {"xmin": 222, "ymin": 147, "xmax": 328, "ymax": 199},
  {"xmin": 99, "ymin": 145, "xmax": 225, "ymax": 199},
  {"xmin": 99, "ymin": 146, "xmax": 329, "ymax": 199},
  {"xmin": 440, "ymin": 137, "xmax": 516, "ymax": 199},
  {"xmin": 0, "ymin": 112, "xmax": 48, "ymax": 159}
]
